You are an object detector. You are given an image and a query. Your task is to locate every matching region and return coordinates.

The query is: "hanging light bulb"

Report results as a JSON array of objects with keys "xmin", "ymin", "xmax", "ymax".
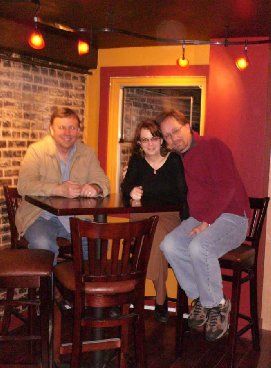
[
  {"xmin": 235, "ymin": 41, "xmax": 249, "ymax": 70},
  {"xmin": 177, "ymin": 43, "xmax": 189, "ymax": 68},
  {"xmin": 78, "ymin": 39, "xmax": 90, "ymax": 55},
  {"xmin": 28, "ymin": 15, "xmax": 45, "ymax": 50}
]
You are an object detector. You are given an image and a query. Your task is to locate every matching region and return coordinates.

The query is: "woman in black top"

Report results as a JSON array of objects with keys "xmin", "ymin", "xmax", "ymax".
[{"xmin": 121, "ymin": 119, "xmax": 187, "ymax": 322}]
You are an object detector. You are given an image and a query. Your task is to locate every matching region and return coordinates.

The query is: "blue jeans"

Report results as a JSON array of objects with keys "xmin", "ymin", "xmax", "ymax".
[
  {"xmin": 160, "ymin": 213, "xmax": 248, "ymax": 308},
  {"xmin": 25, "ymin": 216, "xmax": 89, "ymax": 265}
]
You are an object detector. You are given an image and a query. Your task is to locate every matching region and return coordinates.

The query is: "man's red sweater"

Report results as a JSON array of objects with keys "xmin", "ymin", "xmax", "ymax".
[{"xmin": 182, "ymin": 133, "xmax": 250, "ymax": 224}]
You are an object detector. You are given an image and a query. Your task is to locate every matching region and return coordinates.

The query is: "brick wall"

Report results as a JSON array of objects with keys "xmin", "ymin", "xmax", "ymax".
[{"xmin": 0, "ymin": 58, "xmax": 87, "ymax": 249}]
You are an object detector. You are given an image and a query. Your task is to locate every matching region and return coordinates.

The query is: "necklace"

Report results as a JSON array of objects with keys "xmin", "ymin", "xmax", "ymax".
[{"xmin": 145, "ymin": 153, "xmax": 169, "ymax": 175}]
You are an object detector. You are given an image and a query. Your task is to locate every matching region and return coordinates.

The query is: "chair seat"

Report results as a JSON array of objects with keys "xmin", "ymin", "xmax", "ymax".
[
  {"xmin": 54, "ymin": 261, "xmax": 137, "ymax": 294},
  {"xmin": 0, "ymin": 249, "xmax": 54, "ymax": 277},
  {"xmin": 220, "ymin": 244, "xmax": 255, "ymax": 268}
]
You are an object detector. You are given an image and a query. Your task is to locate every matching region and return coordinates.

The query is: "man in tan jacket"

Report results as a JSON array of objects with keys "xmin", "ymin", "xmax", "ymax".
[{"xmin": 16, "ymin": 107, "xmax": 110, "ymax": 262}]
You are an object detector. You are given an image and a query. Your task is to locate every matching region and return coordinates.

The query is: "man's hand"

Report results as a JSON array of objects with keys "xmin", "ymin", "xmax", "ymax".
[
  {"xmin": 55, "ymin": 181, "xmax": 82, "ymax": 198},
  {"xmin": 130, "ymin": 186, "xmax": 143, "ymax": 200},
  {"xmin": 80, "ymin": 183, "xmax": 101, "ymax": 198},
  {"xmin": 189, "ymin": 221, "xmax": 209, "ymax": 236}
]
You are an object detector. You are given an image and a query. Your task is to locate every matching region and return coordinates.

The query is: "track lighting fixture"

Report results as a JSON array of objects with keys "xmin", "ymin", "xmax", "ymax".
[
  {"xmin": 235, "ymin": 41, "xmax": 249, "ymax": 70},
  {"xmin": 77, "ymin": 39, "xmax": 90, "ymax": 55},
  {"xmin": 177, "ymin": 43, "xmax": 189, "ymax": 68},
  {"xmin": 28, "ymin": 1, "xmax": 45, "ymax": 50}
]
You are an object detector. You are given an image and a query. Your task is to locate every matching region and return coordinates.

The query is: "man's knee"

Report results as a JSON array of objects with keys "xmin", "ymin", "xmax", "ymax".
[
  {"xmin": 160, "ymin": 233, "xmax": 176, "ymax": 256},
  {"xmin": 189, "ymin": 238, "xmax": 206, "ymax": 262}
]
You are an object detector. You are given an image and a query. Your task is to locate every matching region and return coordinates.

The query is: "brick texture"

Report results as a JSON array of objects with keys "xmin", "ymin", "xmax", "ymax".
[{"xmin": 0, "ymin": 58, "xmax": 86, "ymax": 250}]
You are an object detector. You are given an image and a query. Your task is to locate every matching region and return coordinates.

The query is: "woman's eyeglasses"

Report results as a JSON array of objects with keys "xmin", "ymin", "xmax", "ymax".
[{"xmin": 139, "ymin": 136, "xmax": 161, "ymax": 144}]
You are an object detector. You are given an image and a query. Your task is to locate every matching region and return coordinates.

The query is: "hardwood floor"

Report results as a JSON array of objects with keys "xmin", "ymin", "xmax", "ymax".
[{"xmin": 1, "ymin": 309, "xmax": 271, "ymax": 367}]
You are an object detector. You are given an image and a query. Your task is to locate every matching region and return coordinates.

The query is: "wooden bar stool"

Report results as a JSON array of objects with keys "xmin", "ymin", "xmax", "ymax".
[
  {"xmin": 53, "ymin": 215, "xmax": 158, "ymax": 368},
  {"xmin": 2, "ymin": 185, "xmax": 71, "ymax": 335},
  {"xmin": 0, "ymin": 249, "xmax": 54, "ymax": 368},
  {"xmin": 175, "ymin": 197, "xmax": 269, "ymax": 368}
]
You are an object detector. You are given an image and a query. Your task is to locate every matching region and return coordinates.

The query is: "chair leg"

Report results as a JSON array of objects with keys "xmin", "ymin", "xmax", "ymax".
[
  {"xmin": 250, "ymin": 270, "xmax": 260, "ymax": 351},
  {"xmin": 1, "ymin": 288, "xmax": 15, "ymax": 335},
  {"xmin": 40, "ymin": 277, "xmax": 51, "ymax": 368},
  {"xmin": 227, "ymin": 268, "xmax": 242, "ymax": 368},
  {"xmin": 175, "ymin": 285, "xmax": 189, "ymax": 357}
]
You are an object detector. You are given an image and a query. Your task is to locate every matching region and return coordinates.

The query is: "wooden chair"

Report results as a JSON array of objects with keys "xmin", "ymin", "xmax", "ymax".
[
  {"xmin": 53, "ymin": 215, "xmax": 158, "ymax": 368},
  {"xmin": 175, "ymin": 197, "xmax": 269, "ymax": 368},
  {"xmin": 3, "ymin": 185, "xmax": 72, "ymax": 256},
  {"xmin": 1, "ymin": 185, "xmax": 71, "ymax": 335},
  {"xmin": 0, "ymin": 248, "xmax": 54, "ymax": 367}
]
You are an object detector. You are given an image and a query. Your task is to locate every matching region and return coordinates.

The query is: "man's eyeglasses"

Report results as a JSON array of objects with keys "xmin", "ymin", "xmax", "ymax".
[
  {"xmin": 139, "ymin": 136, "xmax": 161, "ymax": 144},
  {"xmin": 55, "ymin": 125, "xmax": 79, "ymax": 132},
  {"xmin": 163, "ymin": 126, "xmax": 182, "ymax": 141}
]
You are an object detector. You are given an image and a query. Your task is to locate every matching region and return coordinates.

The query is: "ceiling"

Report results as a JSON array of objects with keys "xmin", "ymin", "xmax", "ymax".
[{"xmin": 0, "ymin": 0, "xmax": 270, "ymax": 71}]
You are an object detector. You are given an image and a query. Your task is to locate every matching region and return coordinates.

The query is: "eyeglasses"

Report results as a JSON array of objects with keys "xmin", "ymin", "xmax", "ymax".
[
  {"xmin": 139, "ymin": 136, "xmax": 161, "ymax": 144},
  {"xmin": 163, "ymin": 126, "xmax": 182, "ymax": 141},
  {"xmin": 55, "ymin": 125, "xmax": 79, "ymax": 132}
]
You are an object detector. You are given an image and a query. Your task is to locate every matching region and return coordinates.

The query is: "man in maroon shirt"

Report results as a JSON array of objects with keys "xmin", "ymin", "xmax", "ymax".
[{"xmin": 157, "ymin": 110, "xmax": 249, "ymax": 341}]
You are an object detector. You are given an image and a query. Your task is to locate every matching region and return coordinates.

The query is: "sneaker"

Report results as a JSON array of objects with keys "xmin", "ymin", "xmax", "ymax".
[
  {"xmin": 205, "ymin": 298, "xmax": 231, "ymax": 341},
  {"xmin": 188, "ymin": 298, "xmax": 208, "ymax": 329},
  {"xmin": 154, "ymin": 299, "xmax": 168, "ymax": 323}
]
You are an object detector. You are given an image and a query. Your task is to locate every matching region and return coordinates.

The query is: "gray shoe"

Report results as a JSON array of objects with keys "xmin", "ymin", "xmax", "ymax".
[
  {"xmin": 205, "ymin": 298, "xmax": 231, "ymax": 341},
  {"xmin": 188, "ymin": 298, "xmax": 208, "ymax": 329}
]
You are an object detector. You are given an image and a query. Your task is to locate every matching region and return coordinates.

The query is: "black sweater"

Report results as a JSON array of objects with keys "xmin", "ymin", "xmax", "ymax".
[{"xmin": 121, "ymin": 152, "xmax": 188, "ymax": 210}]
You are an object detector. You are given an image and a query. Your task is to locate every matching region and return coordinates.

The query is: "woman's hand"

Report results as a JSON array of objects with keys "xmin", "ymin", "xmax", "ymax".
[{"xmin": 130, "ymin": 186, "xmax": 143, "ymax": 200}]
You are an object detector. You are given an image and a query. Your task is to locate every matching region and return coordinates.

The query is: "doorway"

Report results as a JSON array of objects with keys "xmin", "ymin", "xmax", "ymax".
[{"xmin": 107, "ymin": 76, "xmax": 206, "ymax": 192}]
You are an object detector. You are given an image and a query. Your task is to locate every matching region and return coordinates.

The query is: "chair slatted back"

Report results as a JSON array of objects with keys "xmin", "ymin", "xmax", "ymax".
[
  {"xmin": 69, "ymin": 216, "xmax": 158, "ymax": 289},
  {"xmin": 246, "ymin": 197, "xmax": 269, "ymax": 244},
  {"xmin": 3, "ymin": 186, "xmax": 28, "ymax": 249}
]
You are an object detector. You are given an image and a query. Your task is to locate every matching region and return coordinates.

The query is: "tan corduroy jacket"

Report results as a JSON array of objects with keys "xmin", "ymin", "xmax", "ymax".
[{"xmin": 15, "ymin": 135, "xmax": 110, "ymax": 235}]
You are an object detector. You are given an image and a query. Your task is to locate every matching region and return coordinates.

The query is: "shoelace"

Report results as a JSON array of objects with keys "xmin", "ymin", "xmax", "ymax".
[
  {"xmin": 192, "ymin": 298, "xmax": 203, "ymax": 316},
  {"xmin": 207, "ymin": 306, "xmax": 222, "ymax": 327}
]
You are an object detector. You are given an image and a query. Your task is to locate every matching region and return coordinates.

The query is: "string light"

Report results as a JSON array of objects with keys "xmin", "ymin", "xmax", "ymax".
[
  {"xmin": 235, "ymin": 41, "xmax": 249, "ymax": 70},
  {"xmin": 177, "ymin": 43, "xmax": 189, "ymax": 68}
]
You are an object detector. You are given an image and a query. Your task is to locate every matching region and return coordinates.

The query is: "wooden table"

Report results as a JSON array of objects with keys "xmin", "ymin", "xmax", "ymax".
[{"xmin": 25, "ymin": 192, "xmax": 181, "ymax": 219}]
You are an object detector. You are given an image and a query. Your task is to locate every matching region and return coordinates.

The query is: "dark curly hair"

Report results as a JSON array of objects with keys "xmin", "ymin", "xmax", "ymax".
[{"xmin": 131, "ymin": 119, "xmax": 169, "ymax": 157}]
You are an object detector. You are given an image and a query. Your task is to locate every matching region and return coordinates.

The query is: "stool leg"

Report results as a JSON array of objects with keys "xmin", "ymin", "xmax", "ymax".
[
  {"xmin": 250, "ymin": 269, "xmax": 260, "ymax": 351},
  {"xmin": 40, "ymin": 276, "xmax": 52, "ymax": 368},
  {"xmin": 53, "ymin": 298, "xmax": 62, "ymax": 368},
  {"xmin": 120, "ymin": 304, "xmax": 129, "ymax": 368},
  {"xmin": 1, "ymin": 288, "xmax": 15, "ymax": 335},
  {"xmin": 71, "ymin": 296, "xmax": 83, "ymax": 368},
  {"xmin": 228, "ymin": 268, "xmax": 242, "ymax": 368},
  {"xmin": 28, "ymin": 288, "xmax": 37, "ymax": 356},
  {"xmin": 176, "ymin": 285, "xmax": 189, "ymax": 357},
  {"xmin": 134, "ymin": 288, "xmax": 146, "ymax": 368}
]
